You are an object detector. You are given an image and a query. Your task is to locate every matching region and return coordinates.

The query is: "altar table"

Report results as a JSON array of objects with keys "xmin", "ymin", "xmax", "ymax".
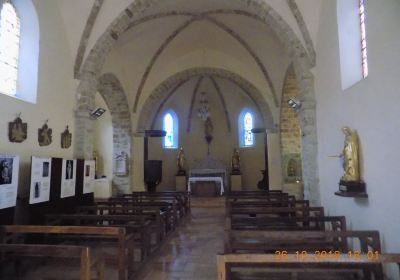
[{"xmin": 187, "ymin": 177, "xmax": 224, "ymax": 195}]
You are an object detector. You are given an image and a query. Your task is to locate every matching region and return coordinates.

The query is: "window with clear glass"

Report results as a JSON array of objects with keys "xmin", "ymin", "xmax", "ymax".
[
  {"xmin": 0, "ymin": 1, "xmax": 20, "ymax": 96},
  {"xmin": 163, "ymin": 111, "xmax": 178, "ymax": 149},
  {"xmin": 239, "ymin": 109, "xmax": 254, "ymax": 147}
]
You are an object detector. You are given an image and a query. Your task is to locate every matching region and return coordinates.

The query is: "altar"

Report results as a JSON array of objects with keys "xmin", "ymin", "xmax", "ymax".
[{"xmin": 188, "ymin": 156, "xmax": 227, "ymax": 196}]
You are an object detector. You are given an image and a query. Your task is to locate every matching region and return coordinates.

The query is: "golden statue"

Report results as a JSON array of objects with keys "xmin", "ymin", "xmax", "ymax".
[
  {"xmin": 231, "ymin": 148, "xmax": 241, "ymax": 174},
  {"xmin": 340, "ymin": 127, "xmax": 360, "ymax": 182},
  {"xmin": 177, "ymin": 147, "xmax": 186, "ymax": 175}
]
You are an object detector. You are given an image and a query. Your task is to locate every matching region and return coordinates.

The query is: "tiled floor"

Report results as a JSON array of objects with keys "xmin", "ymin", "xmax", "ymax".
[{"xmin": 138, "ymin": 197, "xmax": 226, "ymax": 280}]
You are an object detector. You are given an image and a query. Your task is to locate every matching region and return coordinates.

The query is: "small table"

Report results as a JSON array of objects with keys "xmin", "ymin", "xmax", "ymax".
[{"xmin": 188, "ymin": 177, "xmax": 224, "ymax": 195}]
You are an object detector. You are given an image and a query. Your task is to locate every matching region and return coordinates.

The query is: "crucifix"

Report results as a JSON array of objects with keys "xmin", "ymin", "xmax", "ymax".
[{"xmin": 251, "ymin": 127, "xmax": 269, "ymax": 191}]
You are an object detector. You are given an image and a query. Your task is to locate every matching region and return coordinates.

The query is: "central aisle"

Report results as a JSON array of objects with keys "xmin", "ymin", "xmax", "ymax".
[{"xmin": 139, "ymin": 197, "xmax": 226, "ymax": 280}]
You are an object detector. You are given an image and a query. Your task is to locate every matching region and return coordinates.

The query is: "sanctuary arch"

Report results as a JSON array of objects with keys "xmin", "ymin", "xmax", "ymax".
[
  {"xmin": 95, "ymin": 73, "xmax": 132, "ymax": 193},
  {"xmin": 74, "ymin": 0, "xmax": 320, "ymax": 204}
]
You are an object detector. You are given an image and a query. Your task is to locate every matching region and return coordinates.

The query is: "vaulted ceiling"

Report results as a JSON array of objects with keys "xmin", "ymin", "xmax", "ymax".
[{"xmin": 54, "ymin": 0, "xmax": 321, "ymax": 121}]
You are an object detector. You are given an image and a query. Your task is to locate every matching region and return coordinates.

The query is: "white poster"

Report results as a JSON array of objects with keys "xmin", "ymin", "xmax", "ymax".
[
  {"xmin": 61, "ymin": 159, "xmax": 77, "ymax": 198},
  {"xmin": 0, "ymin": 155, "xmax": 19, "ymax": 209},
  {"xmin": 29, "ymin": 156, "xmax": 52, "ymax": 204},
  {"xmin": 83, "ymin": 160, "xmax": 95, "ymax": 194}
]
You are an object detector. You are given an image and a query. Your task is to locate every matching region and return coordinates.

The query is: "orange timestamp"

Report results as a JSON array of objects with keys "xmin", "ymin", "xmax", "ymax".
[{"xmin": 274, "ymin": 250, "xmax": 380, "ymax": 261}]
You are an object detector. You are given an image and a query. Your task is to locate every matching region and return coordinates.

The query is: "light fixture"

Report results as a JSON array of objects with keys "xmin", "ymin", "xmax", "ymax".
[
  {"xmin": 287, "ymin": 98, "xmax": 301, "ymax": 110},
  {"xmin": 89, "ymin": 107, "xmax": 106, "ymax": 119}
]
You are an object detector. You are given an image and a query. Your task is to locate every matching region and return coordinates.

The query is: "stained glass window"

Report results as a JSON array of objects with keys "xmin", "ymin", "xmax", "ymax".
[
  {"xmin": 244, "ymin": 112, "xmax": 253, "ymax": 146},
  {"xmin": 0, "ymin": 1, "xmax": 20, "ymax": 96},
  {"xmin": 163, "ymin": 111, "xmax": 178, "ymax": 149},
  {"xmin": 359, "ymin": 0, "xmax": 368, "ymax": 78},
  {"xmin": 239, "ymin": 109, "xmax": 254, "ymax": 147}
]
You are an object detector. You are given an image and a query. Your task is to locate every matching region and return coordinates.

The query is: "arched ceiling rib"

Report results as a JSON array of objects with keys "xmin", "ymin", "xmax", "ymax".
[
  {"xmin": 143, "ymin": 69, "xmax": 276, "ymax": 135},
  {"xmin": 130, "ymin": 12, "xmax": 279, "ymax": 112},
  {"xmin": 209, "ymin": 76, "xmax": 231, "ymax": 132},
  {"xmin": 67, "ymin": 0, "xmax": 320, "ymax": 69},
  {"xmin": 186, "ymin": 76, "xmax": 204, "ymax": 133}
]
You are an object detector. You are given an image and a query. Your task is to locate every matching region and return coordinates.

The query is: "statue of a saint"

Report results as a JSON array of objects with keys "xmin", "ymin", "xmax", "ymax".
[
  {"xmin": 177, "ymin": 147, "xmax": 186, "ymax": 175},
  {"xmin": 38, "ymin": 122, "xmax": 52, "ymax": 146},
  {"xmin": 231, "ymin": 148, "xmax": 241, "ymax": 174},
  {"xmin": 340, "ymin": 127, "xmax": 360, "ymax": 182}
]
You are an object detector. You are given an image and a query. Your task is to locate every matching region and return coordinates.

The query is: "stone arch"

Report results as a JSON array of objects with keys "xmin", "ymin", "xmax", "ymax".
[
  {"xmin": 137, "ymin": 67, "xmax": 275, "ymax": 132},
  {"xmin": 74, "ymin": 0, "xmax": 320, "ymax": 205},
  {"xmin": 96, "ymin": 73, "xmax": 132, "ymax": 194}
]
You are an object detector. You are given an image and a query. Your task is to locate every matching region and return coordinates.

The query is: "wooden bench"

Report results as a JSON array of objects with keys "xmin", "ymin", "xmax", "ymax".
[
  {"xmin": 227, "ymin": 215, "xmax": 346, "ymax": 231},
  {"xmin": 107, "ymin": 197, "xmax": 179, "ymax": 229},
  {"xmin": 95, "ymin": 200, "xmax": 176, "ymax": 232},
  {"xmin": 1, "ymin": 225, "xmax": 131, "ymax": 280},
  {"xmin": 125, "ymin": 191, "xmax": 191, "ymax": 215},
  {"xmin": 217, "ymin": 253, "xmax": 400, "ymax": 280},
  {"xmin": 0, "ymin": 243, "xmax": 104, "ymax": 280},
  {"xmin": 76, "ymin": 205, "xmax": 169, "ymax": 244},
  {"xmin": 225, "ymin": 230, "xmax": 380, "ymax": 254},
  {"xmin": 44, "ymin": 214, "xmax": 152, "ymax": 262}
]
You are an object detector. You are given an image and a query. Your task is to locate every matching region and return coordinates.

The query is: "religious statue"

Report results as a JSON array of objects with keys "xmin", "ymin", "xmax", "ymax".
[
  {"xmin": 61, "ymin": 126, "xmax": 72, "ymax": 149},
  {"xmin": 8, "ymin": 115, "xmax": 27, "ymax": 143},
  {"xmin": 340, "ymin": 127, "xmax": 360, "ymax": 182},
  {"xmin": 38, "ymin": 121, "xmax": 52, "ymax": 146},
  {"xmin": 176, "ymin": 147, "xmax": 186, "ymax": 175},
  {"xmin": 231, "ymin": 148, "xmax": 241, "ymax": 175}
]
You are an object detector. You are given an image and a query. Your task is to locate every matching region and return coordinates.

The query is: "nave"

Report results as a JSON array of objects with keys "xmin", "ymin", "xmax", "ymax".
[{"xmin": 138, "ymin": 197, "xmax": 226, "ymax": 280}]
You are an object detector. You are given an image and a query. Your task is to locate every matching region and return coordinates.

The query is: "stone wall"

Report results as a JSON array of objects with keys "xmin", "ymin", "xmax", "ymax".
[
  {"xmin": 280, "ymin": 65, "xmax": 301, "ymax": 156},
  {"xmin": 280, "ymin": 65, "xmax": 303, "ymax": 198}
]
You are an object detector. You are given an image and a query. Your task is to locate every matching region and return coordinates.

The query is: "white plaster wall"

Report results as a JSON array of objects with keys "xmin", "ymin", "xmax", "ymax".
[
  {"xmin": 93, "ymin": 94, "xmax": 113, "ymax": 180},
  {"xmin": 0, "ymin": 0, "xmax": 76, "ymax": 197},
  {"xmin": 315, "ymin": 0, "xmax": 400, "ymax": 276}
]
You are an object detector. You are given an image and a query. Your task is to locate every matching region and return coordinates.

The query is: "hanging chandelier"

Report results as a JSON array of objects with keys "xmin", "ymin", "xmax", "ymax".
[{"xmin": 197, "ymin": 92, "xmax": 210, "ymax": 121}]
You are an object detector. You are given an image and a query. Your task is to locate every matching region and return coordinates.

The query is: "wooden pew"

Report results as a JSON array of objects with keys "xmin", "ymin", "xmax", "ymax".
[
  {"xmin": 0, "ymin": 244, "xmax": 104, "ymax": 280},
  {"xmin": 125, "ymin": 191, "xmax": 191, "ymax": 215},
  {"xmin": 223, "ymin": 230, "xmax": 385, "ymax": 279},
  {"xmin": 120, "ymin": 194, "xmax": 186, "ymax": 221},
  {"xmin": 107, "ymin": 197, "xmax": 179, "ymax": 229},
  {"xmin": 217, "ymin": 253, "xmax": 400, "ymax": 280},
  {"xmin": 44, "ymin": 214, "xmax": 152, "ymax": 262},
  {"xmin": 1, "ymin": 225, "xmax": 131, "ymax": 280},
  {"xmin": 75, "ymin": 205, "xmax": 168, "ymax": 243},
  {"xmin": 225, "ymin": 230, "xmax": 380, "ymax": 254},
  {"xmin": 227, "ymin": 215, "xmax": 346, "ymax": 231},
  {"xmin": 95, "ymin": 200, "xmax": 176, "ymax": 232}
]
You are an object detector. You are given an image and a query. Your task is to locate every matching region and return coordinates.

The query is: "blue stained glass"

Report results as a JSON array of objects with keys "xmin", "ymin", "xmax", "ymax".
[
  {"xmin": 244, "ymin": 112, "xmax": 253, "ymax": 146},
  {"xmin": 164, "ymin": 113, "xmax": 174, "ymax": 148}
]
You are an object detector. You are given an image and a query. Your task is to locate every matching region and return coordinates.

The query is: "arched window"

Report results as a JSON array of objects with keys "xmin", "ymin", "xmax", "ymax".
[
  {"xmin": 163, "ymin": 110, "xmax": 178, "ymax": 149},
  {"xmin": 337, "ymin": 0, "xmax": 368, "ymax": 90},
  {"xmin": 238, "ymin": 109, "xmax": 254, "ymax": 147},
  {"xmin": 0, "ymin": 1, "xmax": 20, "ymax": 96},
  {"xmin": 0, "ymin": 0, "xmax": 39, "ymax": 103}
]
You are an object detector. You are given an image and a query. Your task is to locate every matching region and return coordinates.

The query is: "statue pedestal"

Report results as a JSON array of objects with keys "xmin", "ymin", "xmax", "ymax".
[
  {"xmin": 175, "ymin": 175, "xmax": 187, "ymax": 192},
  {"xmin": 230, "ymin": 175, "xmax": 242, "ymax": 191}
]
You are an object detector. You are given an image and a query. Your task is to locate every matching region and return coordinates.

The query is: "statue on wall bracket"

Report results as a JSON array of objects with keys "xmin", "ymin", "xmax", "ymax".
[
  {"xmin": 231, "ymin": 148, "xmax": 241, "ymax": 175},
  {"xmin": 176, "ymin": 147, "xmax": 186, "ymax": 176},
  {"xmin": 61, "ymin": 126, "xmax": 72, "ymax": 149},
  {"xmin": 336, "ymin": 126, "xmax": 366, "ymax": 195},
  {"xmin": 38, "ymin": 120, "xmax": 52, "ymax": 146},
  {"xmin": 8, "ymin": 114, "xmax": 27, "ymax": 143}
]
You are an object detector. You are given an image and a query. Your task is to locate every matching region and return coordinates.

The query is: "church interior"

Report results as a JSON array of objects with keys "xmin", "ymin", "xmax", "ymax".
[{"xmin": 0, "ymin": 0, "xmax": 400, "ymax": 279}]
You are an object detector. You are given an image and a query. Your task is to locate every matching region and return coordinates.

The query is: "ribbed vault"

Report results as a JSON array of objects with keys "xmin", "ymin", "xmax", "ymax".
[{"xmin": 137, "ymin": 67, "xmax": 274, "ymax": 132}]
